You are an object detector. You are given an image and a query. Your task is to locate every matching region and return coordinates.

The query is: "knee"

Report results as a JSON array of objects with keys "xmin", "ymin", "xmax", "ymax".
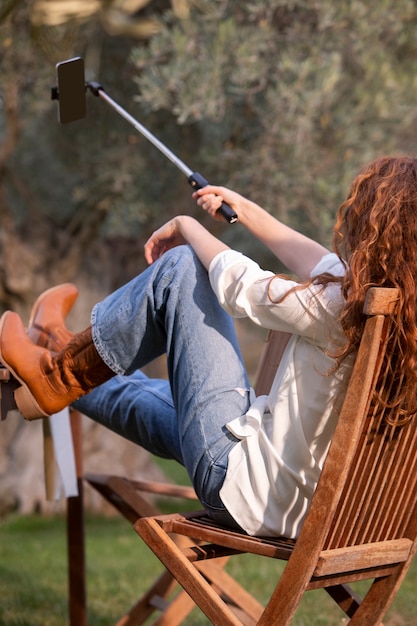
[
  {"xmin": 161, "ymin": 245, "xmax": 202, "ymax": 273},
  {"xmin": 164, "ymin": 244, "xmax": 195, "ymax": 263}
]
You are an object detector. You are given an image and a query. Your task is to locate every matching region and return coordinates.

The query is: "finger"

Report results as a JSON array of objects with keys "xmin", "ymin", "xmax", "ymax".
[
  {"xmin": 196, "ymin": 193, "xmax": 224, "ymax": 212},
  {"xmin": 144, "ymin": 241, "xmax": 155, "ymax": 265},
  {"xmin": 193, "ymin": 184, "xmax": 223, "ymax": 198},
  {"xmin": 144, "ymin": 236, "xmax": 161, "ymax": 265}
]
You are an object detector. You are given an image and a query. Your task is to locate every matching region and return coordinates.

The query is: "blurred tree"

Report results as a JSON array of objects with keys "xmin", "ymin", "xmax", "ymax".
[
  {"xmin": 130, "ymin": 0, "xmax": 417, "ymax": 261},
  {"xmin": 3, "ymin": 0, "xmax": 417, "ymax": 313}
]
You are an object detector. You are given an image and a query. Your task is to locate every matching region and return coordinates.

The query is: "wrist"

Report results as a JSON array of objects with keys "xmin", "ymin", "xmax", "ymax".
[
  {"xmin": 235, "ymin": 198, "xmax": 257, "ymax": 225},
  {"xmin": 174, "ymin": 215, "xmax": 200, "ymax": 240}
]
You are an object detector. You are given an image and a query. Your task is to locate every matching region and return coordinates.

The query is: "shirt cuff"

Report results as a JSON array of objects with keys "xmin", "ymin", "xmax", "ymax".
[{"xmin": 208, "ymin": 249, "xmax": 247, "ymax": 291}]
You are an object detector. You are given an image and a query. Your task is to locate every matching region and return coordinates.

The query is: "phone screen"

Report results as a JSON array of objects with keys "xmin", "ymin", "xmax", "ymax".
[{"xmin": 56, "ymin": 57, "xmax": 86, "ymax": 124}]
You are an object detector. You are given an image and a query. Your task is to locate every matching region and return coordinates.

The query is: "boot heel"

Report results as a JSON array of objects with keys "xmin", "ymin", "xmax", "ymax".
[{"xmin": 14, "ymin": 384, "xmax": 49, "ymax": 420}]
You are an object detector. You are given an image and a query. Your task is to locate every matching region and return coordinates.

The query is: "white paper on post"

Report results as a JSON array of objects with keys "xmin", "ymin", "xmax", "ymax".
[{"xmin": 48, "ymin": 408, "xmax": 78, "ymax": 499}]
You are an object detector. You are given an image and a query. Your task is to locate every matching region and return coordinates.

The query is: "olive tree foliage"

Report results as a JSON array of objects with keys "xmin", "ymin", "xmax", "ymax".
[
  {"xmin": 2, "ymin": 0, "xmax": 417, "ymax": 316},
  {"xmin": 130, "ymin": 0, "xmax": 417, "ymax": 262}
]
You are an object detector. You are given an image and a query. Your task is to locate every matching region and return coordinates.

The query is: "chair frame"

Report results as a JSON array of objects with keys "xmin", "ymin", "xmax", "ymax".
[{"xmin": 134, "ymin": 287, "xmax": 417, "ymax": 625}]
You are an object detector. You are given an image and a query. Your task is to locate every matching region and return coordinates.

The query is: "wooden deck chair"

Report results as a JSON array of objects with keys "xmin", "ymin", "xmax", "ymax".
[
  {"xmin": 135, "ymin": 287, "xmax": 417, "ymax": 625},
  {"xmin": 67, "ymin": 327, "xmax": 291, "ymax": 626}
]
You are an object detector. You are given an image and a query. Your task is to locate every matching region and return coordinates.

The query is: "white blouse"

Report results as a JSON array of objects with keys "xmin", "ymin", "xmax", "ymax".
[{"xmin": 209, "ymin": 250, "xmax": 352, "ymax": 538}]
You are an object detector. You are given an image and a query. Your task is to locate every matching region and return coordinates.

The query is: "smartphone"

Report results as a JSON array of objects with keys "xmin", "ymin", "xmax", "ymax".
[{"xmin": 55, "ymin": 57, "xmax": 86, "ymax": 124}]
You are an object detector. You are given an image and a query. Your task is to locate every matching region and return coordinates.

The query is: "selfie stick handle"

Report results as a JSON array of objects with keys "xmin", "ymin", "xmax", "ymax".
[{"xmin": 88, "ymin": 82, "xmax": 238, "ymax": 224}]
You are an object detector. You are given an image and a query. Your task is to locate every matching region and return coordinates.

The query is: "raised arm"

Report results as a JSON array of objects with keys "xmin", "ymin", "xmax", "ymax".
[{"xmin": 193, "ymin": 186, "xmax": 330, "ymax": 280}]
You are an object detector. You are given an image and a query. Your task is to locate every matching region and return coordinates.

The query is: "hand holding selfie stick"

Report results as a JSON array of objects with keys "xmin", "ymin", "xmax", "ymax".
[{"xmin": 51, "ymin": 58, "xmax": 238, "ymax": 224}]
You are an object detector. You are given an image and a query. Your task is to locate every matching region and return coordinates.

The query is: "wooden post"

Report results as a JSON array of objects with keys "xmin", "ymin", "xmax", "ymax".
[{"xmin": 67, "ymin": 409, "xmax": 87, "ymax": 626}]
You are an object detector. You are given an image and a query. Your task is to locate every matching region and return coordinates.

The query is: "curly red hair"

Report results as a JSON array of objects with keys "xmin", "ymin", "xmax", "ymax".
[{"xmin": 333, "ymin": 155, "xmax": 417, "ymax": 423}]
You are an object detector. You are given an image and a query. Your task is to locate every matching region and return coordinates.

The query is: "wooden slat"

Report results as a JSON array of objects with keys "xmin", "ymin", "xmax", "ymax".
[
  {"xmin": 314, "ymin": 539, "xmax": 412, "ymax": 577},
  {"xmin": 127, "ymin": 478, "xmax": 197, "ymax": 500},
  {"xmin": 85, "ymin": 473, "xmax": 158, "ymax": 521},
  {"xmin": 85, "ymin": 473, "xmax": 197, "ymax": 500},
  {"xmin": 167, "ymin": 516, "xmax": 295, "ymax": 560},
  {"xmin": 318, "ymin": 314, "xmax": 387, "ymax": 549},
  {"xmin": 307, "ymin": 563, "xmax": 403, "ymax": 590},
  {"xmin": 322, "ymin": 311, "xmax": 394, "ymax": 549},
  {"xmin": 363, "ymin": 287, "xmax": 399, "ymax": 315},
  {"xmin": 254, "ymin": 330, "xmax": 291, "ymax": 396}
]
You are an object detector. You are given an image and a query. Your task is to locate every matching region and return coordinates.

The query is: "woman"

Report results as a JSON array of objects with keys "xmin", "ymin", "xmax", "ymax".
[{"xmin": 1, "ymin": 155, "xmax": 416, "ymax": 538}]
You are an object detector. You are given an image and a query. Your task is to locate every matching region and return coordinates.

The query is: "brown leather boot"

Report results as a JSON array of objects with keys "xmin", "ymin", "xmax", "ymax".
[
  {"xmin": 27, "ymin": 283, "xmax": 78, "ymax": 350},
  {"xmin": 0, "ymin": 311, "xmax": 114, "ymax": 420}
]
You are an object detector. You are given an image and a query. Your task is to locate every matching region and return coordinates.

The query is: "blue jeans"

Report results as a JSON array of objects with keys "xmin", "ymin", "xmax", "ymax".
[{"xmin": 74, "ymin": 245, "xmax": 251, "ymax": 528}]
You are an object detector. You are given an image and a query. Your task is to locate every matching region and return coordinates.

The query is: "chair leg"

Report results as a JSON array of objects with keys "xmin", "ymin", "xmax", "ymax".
[
  {"xmin": 67, "ymin": 481, "xmax": 87, "ymax": 626},
  {"xmin": 136, "ymin": 516, "xmax": 244, "ymax": 626},
  {"xmin": 68, "ymin": 411, "xmax": 87, "ymax": 626},
  {"xmin": 194, "ymin": 559, "xmax": 263, "ymax": 623},
  {"xmin": 346, "ymin": 562, "xmax": 411, "ymax": 625},
  {"xmin": 325, "ymin": 584, "xmax": 361, "ymax": 618},
  {"xmin": 115, "ymin": 569, "xmax": 195, "ymax": 626},
  {"xmin": 147, "ymin": 588, "xmax": 198, "ymax": 626}
]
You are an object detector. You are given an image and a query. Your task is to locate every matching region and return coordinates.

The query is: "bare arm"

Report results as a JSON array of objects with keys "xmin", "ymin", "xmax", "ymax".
[
  {"xmin": 144, "ymin": 215, "xmax": 229, "ymax": 271},
  {"xmin": 193, "ymin": 186, "xmax": 330, "ymax": 280}
]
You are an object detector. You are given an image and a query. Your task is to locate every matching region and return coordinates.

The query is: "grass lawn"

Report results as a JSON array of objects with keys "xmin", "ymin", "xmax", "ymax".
[{"xmin": 1, "ymin": 510, "xmax": 417, "ymax": 626}]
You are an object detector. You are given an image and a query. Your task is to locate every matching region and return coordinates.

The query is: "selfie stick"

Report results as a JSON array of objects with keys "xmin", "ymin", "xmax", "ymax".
[
  {"xmin": 89, "ymin": 83, "xmax": 237, "ymax": 223},
  {"xmin": 51, "ymin": 57, "xmax": 238, "ymax": 224}
]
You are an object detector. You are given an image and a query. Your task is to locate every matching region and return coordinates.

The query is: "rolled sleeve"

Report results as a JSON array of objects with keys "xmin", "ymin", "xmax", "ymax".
[{"xmin": 208, "ymin": 250, "xmax": 344, "ymax": 338}]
